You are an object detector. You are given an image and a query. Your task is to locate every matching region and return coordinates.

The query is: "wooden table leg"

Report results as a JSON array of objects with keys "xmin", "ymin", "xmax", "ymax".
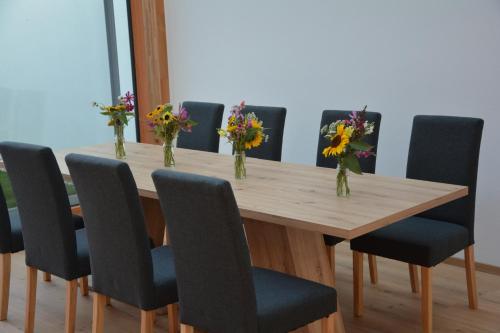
[
  {"xmin": 244, "ymin": 219, "xmax": 346, "ymax": 333},
  {"xmin": 140, "ymin": 197, "xmax": 166, "ymax": 247}
]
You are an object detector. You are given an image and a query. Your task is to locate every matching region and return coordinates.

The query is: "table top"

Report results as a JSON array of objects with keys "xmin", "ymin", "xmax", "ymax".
[{"xmin": 1, "ymin": 142, "xmax": 468, "ymax": 239}]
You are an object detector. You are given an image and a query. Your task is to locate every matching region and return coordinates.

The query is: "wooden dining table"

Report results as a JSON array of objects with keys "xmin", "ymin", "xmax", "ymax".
[{"xmin": 48, "ymin": 142, "xmax": 467, "ymax": 333}]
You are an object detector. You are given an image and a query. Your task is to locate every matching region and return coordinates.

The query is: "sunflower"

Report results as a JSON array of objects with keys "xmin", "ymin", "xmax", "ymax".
[
  {"xmin": 161, "ymin": 111, "xmax": 174, "ymax": 125},
  {"xmin": 245, "ymin": 131, "xmax": 264, "ymax": 149},
  {"xmin": 250, "ymin": 119, "xmax": 262, "ymax": 129},
  {"xmin": 322, "ymin": 124, "xmax": 353, "ymax": 157}
]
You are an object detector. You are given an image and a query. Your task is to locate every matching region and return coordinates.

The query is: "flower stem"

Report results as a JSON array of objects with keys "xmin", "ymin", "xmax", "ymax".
[
  {"xmin": 114, "ymin": 124, "xmax": 126, "ymax": 159},
  {"xmin": 336, "ymin": 164, "xmax": 350, "ymax": 197},
  {"xmin": 234, "ymin": 151, "xmax": 246, "ymax": 179}
]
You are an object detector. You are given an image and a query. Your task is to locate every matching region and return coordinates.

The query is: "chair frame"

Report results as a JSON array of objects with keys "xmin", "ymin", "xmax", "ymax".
[{"xmin": 353, "ymin": 246, "xmax": 477, "ymax": 333}]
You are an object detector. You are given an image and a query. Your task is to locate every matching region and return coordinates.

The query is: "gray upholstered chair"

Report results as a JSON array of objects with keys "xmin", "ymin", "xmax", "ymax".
[
  {"xmin": 152, "ymin": 169, "xmax": 337, "ymax": 333},
  {"xmin": 243, "ymin": 105, "xmax": 287, "ymax": 161},
  {"xmin": 178, "ymin": 101, "xmax": 224, "ymax": 153},
  {"xmin": 0, "ymin": 142, "xmax": 89, "ymax": 333},
  {"xmin": 350, "ymin": 116, "xmax": 483, "ymax": 332},
  {"xmin": 65, "ymin": 154, "xmax": 179, "ymax": 333},
  {"xmin": 0, "ymin": 182, "xmax": 24, "ymax": 321},
  {"xmin": 316, "ymin": 110, "xmax": 382, "ymax": 284},
  {"xmin": 0, "ymin": 175, "xmax": 84, "ymax": 321}
]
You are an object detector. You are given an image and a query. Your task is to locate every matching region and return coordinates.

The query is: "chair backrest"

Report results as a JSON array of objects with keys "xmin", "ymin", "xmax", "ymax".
[
  {"xmin": 65, "ymin": 154, "xmax": 156, "ymax": 309},
  {"xmin": 243, "ymin": 105, "xmax": 287, "ymax": 161},
  {"xmin": 406, "ymin": 116, "xmax": 483, "ymax": 244},
  {"xmin": 0, "ymin": 142, "xmax": 78, "ymax": 279},
  {"xmin": 178, "ymin": 101, "xmax": 224, "ymax": 153},
  {"xmin": 152, "ymin": 170, "xmax": 258, "ymax": 332},
  {"xmin": 316, "ymin": 110, "xmax": 382, "ymax": 173},
  {"xmin": 0, "ymin": 182, "xmax": 12, "ymax": 254}
]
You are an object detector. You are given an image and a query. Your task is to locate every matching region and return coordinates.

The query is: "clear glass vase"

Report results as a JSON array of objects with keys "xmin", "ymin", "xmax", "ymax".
[
  {"xmin": 163, "ymin": 136, "xmax": 177, "ymax": 167},
  {"xmin": 336, "ymin": 164, "xmax": 350, "ymax": 197},
  {"xmin": 234, "ymin": 151, "xmax": 246, "ymax": 180},
  {"xmin": 114, "ymin": 124, "xmax": 126, "ymax": 159}
]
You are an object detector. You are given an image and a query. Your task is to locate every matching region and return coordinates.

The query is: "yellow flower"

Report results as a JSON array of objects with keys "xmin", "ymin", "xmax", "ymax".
[
  {"xmin": 227, "ymin": 125, "xmax": 237, "ymax": 133},
  {"xmin": 245, "ymin": 131, "xmax": 264, "ymax": 149},
  {"xmin": 251, "ymin": 119, "xmax": 262, "ymax": 129},
  {"xmin": 161, "ymin": 111, "xmax": 174, "ymax": 125},
  {"xmin": 322, "ymin": 124, "xmax": 352, "ymax": 157}
]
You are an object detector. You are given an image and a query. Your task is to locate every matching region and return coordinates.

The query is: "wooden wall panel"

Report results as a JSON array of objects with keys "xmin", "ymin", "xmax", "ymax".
[{"xmin": 129, "ymin": 0, "xmax": 170, "ymax": 143}]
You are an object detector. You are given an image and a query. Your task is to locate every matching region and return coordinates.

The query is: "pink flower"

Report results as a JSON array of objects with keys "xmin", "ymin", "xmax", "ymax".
[{"xmin": 355, "ymin": 150, "xmax": 374, "ymax": 158}]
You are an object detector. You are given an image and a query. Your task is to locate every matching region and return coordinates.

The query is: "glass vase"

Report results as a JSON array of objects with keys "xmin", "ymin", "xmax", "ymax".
[
  {"xmin": 114, "ymin": 124, "xmax": 126, "ymax": 159},
  {"xmin": 163, "ymin": 135, "xmax": 177, "ymax": 167},
  {"xmin": 336, "ymin": 164, "xmax": 350, "ymax": 197},
  {"xmin": 234, "ymin": 151, "xmax": 246, "ymax": 180}
]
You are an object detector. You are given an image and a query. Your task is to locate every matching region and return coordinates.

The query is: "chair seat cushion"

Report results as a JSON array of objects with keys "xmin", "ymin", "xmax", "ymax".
[
  {"xmin": 8, "ymin": 208, "xmax": 24, "ymax": 253},
  {"xmin": 323, "ymin": 235, "xmax": 344, "ymax": 247},
  {"xmin": 5, "ymin": 209, "xmax": 84, "ymax": 254},
  {"xmin": 75, "ymin": 229, "xmax": 91, "ymax": 277},
  {"xmin": 150, "ymin": 246, "xmax": 178, "ymax": 309},
  {"xmin": 350, "ymin": 216, "xmax": 470, "ymax": 267},
  {"xmin": 253, "ymin": 267, "xmax": 336, "ymax": 333}
]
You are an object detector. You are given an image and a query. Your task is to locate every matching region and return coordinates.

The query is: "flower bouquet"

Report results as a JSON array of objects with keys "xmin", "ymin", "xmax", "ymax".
[
  {"xmin": 93, "ymin": 91, "xmax": 135, "ymax": 159},
  {"xmin": 218, "ymin": 101, "xmax": 268, "ymax": 179},
  {"xmin": 147, "ymin": 103, "xmax": 197, "ymax": 167},
  {"xmin": 321, "ymin": 106, "xmax": 376, "ymax": 196}
]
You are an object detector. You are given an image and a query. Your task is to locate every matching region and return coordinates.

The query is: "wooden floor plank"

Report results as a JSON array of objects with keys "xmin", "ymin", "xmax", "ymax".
[{"xmin": 0, "ymin": 244, "xmax": 499, "ymax": 333}]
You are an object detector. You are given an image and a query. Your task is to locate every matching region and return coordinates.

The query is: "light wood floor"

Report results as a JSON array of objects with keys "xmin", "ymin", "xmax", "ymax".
[{"xmin": 1, "ymin": 242, "xmax": 499, "ymax": 333}]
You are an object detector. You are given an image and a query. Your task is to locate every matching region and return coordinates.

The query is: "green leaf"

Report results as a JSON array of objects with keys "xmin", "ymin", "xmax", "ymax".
[
  {"xmin": 349, "ymin": 141, "xmax": 372, "ymax": 151},
  {"xmin": 343, "ymin": 154, "xmax": 362, "ymax": 175}
]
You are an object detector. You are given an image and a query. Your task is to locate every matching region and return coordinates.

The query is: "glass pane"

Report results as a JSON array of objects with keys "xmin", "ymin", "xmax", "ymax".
[{"xmin": 0, "ymin": 0, "xmax": 136, "ymax": 148}]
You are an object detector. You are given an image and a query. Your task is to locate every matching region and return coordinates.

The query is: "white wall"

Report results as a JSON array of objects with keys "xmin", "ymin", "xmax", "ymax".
[
  {"xmin": 0, "ymin": 1, "xmax": 118, "ymax": 148},
  {"xmin": 165, "ymin": 0, "xmax": 500, "ymax": 266}
]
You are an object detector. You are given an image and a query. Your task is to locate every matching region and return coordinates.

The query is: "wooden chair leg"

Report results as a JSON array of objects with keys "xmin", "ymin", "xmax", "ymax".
[
  {"xmin": 105, "ymin": 296, "xmax": 111, "ymax": 306},
  {"xmin": 421, "ymin": 267, "xmax": 432, "ymax": 333},
  {"xmin": 167, "ymin": 303, "xmax": 179, "ymax": 333},
  {"xmin": 464, "ymin": 245, "xmax": 478, "ymax": 309},
  {"xmin": 181, "ymin": 324, "xmax": 195, "ymax": 333},
  {"xmin": 25, "ymin": 266, "xmax": 37, "ymax": 333},
  {"xmin": 353, "ymin": 251, "xmax": 364, "ymax": 317},
  {"xmin": 43, "ymin": 272, "xmax": 51, "ymax": 282},
  {"xmin": 321, "ymin": 313, "xmax": 335, "ymax": 333},
  {"xmin": 409, "ymin": 264, "xmax": 420, "ymax": 293},
  {"xmin": 326, "ymin": 245, "xmax": 336, "ymax": 286},
  {"xmin": 92, "ymin": 293, "xmax": 106, "ymax": 333},
  {"xmin": 79, "ymin": 276, "xmax": 89, "ymax": 296},
  {"xmin": 65, "ymin": 280, "xmax": 78, "ymax": 333},
  {"xmin": 140, "ymin": 310, "xmax": 155, "ymax": 333},
  {"xmin": 0, "ymin": 253, "xmax": 11, "ymax": 321},
  {"xmin": 368, "ymin": 255, "xmax": 378, "ymax": 284}
]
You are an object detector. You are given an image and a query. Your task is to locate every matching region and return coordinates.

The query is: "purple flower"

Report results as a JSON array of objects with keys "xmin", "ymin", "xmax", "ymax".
[
  {"xmin": 177, "ymin": 106, "xmax": 189, "ymax": 121},
  {"xmin": 124, "ymin": 91, "xmax": 134, "ymax": 103}
]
